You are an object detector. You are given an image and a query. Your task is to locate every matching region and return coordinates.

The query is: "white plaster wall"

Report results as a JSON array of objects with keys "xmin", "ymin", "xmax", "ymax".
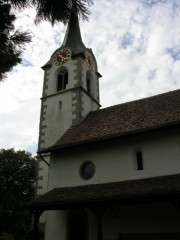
[
  {"xmin": 41, "ymin": 48, "xmax": 100, "ymax": 149},
  {"xmin": 82, "ymin": 53, "xmax": 99, "ymax": 101},
  {"xmin": 45, "ymin": 130, "xmax": 180, "ymax": 240},
  {"xmin": 45, "ymin": 210, "xmax": 67, "ymax": 240},
  {"xmin": 45, "ymin": 209, "xmax": 97, "ymax": 240},
  {"xmin": 41, "ymin": 51, "xmax": 79, "ymax": 149},
  {"xmin": 36, "ymin": 155, "xmax": 50, "ymax": 232},
  {"xmin": 48, "ymin": 131, "xmax": 180, "ymax": 189},
  {"xmin": 42, "ymin": 54, "xmax": 100, "ymax": 149},
  {"xmin": 46, "ymin": 49, "xmax": 81, "ymax": 95},
  {"xmin": 86, "ymin": 209, "xmax": 98, "ymax": 240},
  {"xmin": 44, "ymin": 91, "xmax": 73, "ymax": 147},
  {"xmin": 81, "ymin": 91, "xmax": 99, "ymax": 118},
  {"xmin": 103, "ymin": 202, "xmax": 180, "ymax": 239},
  {"xmin": 47, "ymin": 50, "xmax": 99, "ymax": 96},
  {"xmin": 37, "ymin": 155, "xmax": 50, "ymax": 196}
]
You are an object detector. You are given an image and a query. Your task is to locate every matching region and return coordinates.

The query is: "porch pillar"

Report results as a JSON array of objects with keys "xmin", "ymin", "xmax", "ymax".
[
  {"xmin": 34, "ymin": 210, "xmax": 43, "ymax": 240},
  {"xmin": 97, "ymin": 209, "xmax": 103, "ymax": 240},
  {"xmin": 92, "ymin": 207, "xmax": 105, "ymax": 240}
]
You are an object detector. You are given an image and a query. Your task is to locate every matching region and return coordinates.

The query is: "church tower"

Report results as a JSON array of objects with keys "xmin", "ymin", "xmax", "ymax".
[
  {"xmin": 36, "ymin": 8, "xmax": 101, "ymax": 199},
  {"xmin": 38, "ymin": 9, "xmax": 101, "ymax": 152}
]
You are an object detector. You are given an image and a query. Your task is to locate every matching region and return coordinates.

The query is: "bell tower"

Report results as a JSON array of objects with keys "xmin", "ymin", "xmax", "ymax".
[
  {"xmin": 36, "ymin": 6, "xmax": 102, "ymax": 235},
  {"xmin": 38, "ymin": 8, "xmax": 101, "ymax": 152}
]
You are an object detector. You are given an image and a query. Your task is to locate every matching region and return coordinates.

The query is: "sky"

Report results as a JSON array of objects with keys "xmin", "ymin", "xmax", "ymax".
[{"xmin": 0, "ymin": 0, "xmax": 180, "ymax": 155}]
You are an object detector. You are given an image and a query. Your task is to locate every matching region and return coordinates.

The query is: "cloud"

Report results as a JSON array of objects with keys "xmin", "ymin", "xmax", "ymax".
[{"xmin": 0, "ymin": 0, "xmax": 180, "ymax": 154}]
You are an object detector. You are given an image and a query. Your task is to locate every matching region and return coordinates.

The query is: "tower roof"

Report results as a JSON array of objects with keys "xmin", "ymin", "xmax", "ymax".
[{"xmin": 62, "ymin": 6, "xmax": 86, "ymax": 56}]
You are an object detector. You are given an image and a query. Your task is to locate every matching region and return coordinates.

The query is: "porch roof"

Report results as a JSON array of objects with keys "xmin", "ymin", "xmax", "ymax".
[{"xmin": 26, "ymin": 174, "xmax": 180, "ymax": 210}]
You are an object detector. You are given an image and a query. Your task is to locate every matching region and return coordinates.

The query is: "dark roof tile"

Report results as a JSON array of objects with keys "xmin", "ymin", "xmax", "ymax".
[
  {"xmin": 26, "ymin": 174, "xmax": 180, "ymax": 210},
  {"xmin": 41, "ymin": 89, "xmax": 180, "ymax": 152}
]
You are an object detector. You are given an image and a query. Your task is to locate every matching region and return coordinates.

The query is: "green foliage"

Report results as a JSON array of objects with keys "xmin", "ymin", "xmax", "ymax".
[
  {"xmin": 33, "ymin": 0, "xmax": 93, "ymax": 25},
  {"xmin": 0, "ymin": 1, "xmax": 31, "ymax": 81},
  {"xmin": 3, "ymin": 0, "xmax": 93, "ymax": 25},
  {"xmin": 0, "ymin": 0, "xmax": 92, "ymax": 80},
  {"xmin": 0, "ymin": 148, "xmax": 36, "ymax": 240}
]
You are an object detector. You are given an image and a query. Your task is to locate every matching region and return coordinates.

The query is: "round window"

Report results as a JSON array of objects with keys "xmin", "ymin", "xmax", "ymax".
[{"xmin": 80, "ymin": 161, "xmax": 95, "ymax": 180}]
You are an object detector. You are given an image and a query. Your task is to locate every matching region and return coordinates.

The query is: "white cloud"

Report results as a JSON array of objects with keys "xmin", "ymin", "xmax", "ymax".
[{"xmin": 0, "ymin": 0, "xmax": 180, "ymax": 155}]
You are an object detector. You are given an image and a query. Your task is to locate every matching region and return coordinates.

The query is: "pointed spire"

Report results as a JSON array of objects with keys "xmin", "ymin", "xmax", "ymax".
[{"xmin": 62, "ymin": 1, "xmax": 86, "ymax": 56}]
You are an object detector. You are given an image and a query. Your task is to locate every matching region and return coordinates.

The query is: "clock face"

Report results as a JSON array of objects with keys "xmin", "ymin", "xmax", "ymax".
[
  {"xmin": 86, "ymin": 54, "xmax": 95, "ymax": 70},
  {"xmin": 54, "ymin": 48, "xmax": 70, "ymax": 66}
]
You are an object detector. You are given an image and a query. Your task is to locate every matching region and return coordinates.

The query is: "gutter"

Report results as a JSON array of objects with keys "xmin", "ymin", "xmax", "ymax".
[{"xmin": 39, "ymin": 153, "xmax": 50, "ymax": 166}]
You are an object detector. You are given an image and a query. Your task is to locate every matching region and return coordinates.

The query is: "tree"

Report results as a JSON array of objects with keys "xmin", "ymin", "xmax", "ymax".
[
  {"xmin": 33, "ymin": 0, "xmax": 93, "ymax": 25},
  {"xmin": 0, "ymin": 1, "xmax": 31, "ymax": 81},
  {"xmin": 0, "ymin": 148, "xmax": 36, "ymax": 240},
  {"xmin": 6, "ymin": 0, "xmax": 93, "ymax": 24},
  {"xmin": 0, "ymin": 0, "xmax": 92, "ymax": 80}
]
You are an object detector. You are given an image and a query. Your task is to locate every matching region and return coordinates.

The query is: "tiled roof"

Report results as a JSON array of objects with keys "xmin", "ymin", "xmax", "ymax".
[
  {"xmin": 40, "ymin": 89, "xmax": 180, "ymax": 153},
  {"xmin": 26, "ymin": 174, "xmax": 180, "ymax": 210}
]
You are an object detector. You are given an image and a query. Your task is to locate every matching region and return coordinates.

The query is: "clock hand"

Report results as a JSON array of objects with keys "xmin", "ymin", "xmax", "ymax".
[{"xmin": 59, "ymin": 55, "xmax": 68, "ymax": 60}]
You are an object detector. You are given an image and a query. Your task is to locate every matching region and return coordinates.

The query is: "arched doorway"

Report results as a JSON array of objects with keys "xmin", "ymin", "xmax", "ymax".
[{"xmin": 67, "ymin": 210, "xmax": 88, "ymax": 240}]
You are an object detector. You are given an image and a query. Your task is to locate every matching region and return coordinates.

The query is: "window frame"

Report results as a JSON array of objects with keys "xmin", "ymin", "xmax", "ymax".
[{"xmin": 57, "ymin": 68, "xmax": 68, "ymax": 91}]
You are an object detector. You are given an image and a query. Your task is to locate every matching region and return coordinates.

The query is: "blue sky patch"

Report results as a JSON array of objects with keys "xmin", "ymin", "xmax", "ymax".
[
  {"xmin": 172, "ymin": 1, "xmax": 180, "ymax": 13},
  {"xmin": 148, "ymin": 69, "xmax": 157, "ymax": 80},
  {"xmin": 167, "ymin": 48, "xmax": 180, "ymax": 61},
  {"xmin": 141, "ymin": 0, "xmax": 167, "ymax": 8},
  {"xmin": 120, "ymin": 33, "xmax": 134, "ymax": 49},
  {"xmin": 26, "ymin": 144, "xmax": 37, "ymax": 156},
  {"xmin": 23, "ymin": 60, "xmax": 33, "ymax": 67}
]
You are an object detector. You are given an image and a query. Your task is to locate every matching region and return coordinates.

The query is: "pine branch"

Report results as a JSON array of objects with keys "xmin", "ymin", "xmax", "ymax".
[{"xmin": 10, "ymin": 29, "xmax": 31, "ymax": 49}]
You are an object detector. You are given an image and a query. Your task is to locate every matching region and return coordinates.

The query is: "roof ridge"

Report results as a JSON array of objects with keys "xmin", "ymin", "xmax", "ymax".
[{"xmin": 94, "ymin": 88, "xmax": 180, "ymax": 113}]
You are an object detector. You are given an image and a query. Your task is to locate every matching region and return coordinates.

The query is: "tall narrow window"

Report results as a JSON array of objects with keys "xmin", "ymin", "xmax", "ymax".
[
  {"xmin": 86, "ymin": 71, "xmax": 93, "ymax": 95},
  {"xmin": 136, "ymin": 151, "xmax": 143, "ymax": 170},
  {"xmin": 57, "ymin": 69, "xmax": 68, "ymax": 91},
  {"xmin": 86, "ymin": 78, "xmax": 90, "ymax": 94}
]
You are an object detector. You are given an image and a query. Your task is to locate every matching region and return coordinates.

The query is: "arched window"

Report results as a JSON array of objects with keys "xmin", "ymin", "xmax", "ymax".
[
  {"xmin": 86, "ymin": 72, "xmax": 91, "ymax": 94},
  {"xmin": 57, "ymin": 69, "xmax": 68, "ymax": 91},
  {"xmin": 67, "ymin": 211, "xmax": 88, "ymax": 240}
]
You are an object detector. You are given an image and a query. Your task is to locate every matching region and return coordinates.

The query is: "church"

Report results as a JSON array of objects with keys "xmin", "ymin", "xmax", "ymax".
[{"xmin": 26, "ymin": 5, "xmax": 180, "ymax": 240}]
